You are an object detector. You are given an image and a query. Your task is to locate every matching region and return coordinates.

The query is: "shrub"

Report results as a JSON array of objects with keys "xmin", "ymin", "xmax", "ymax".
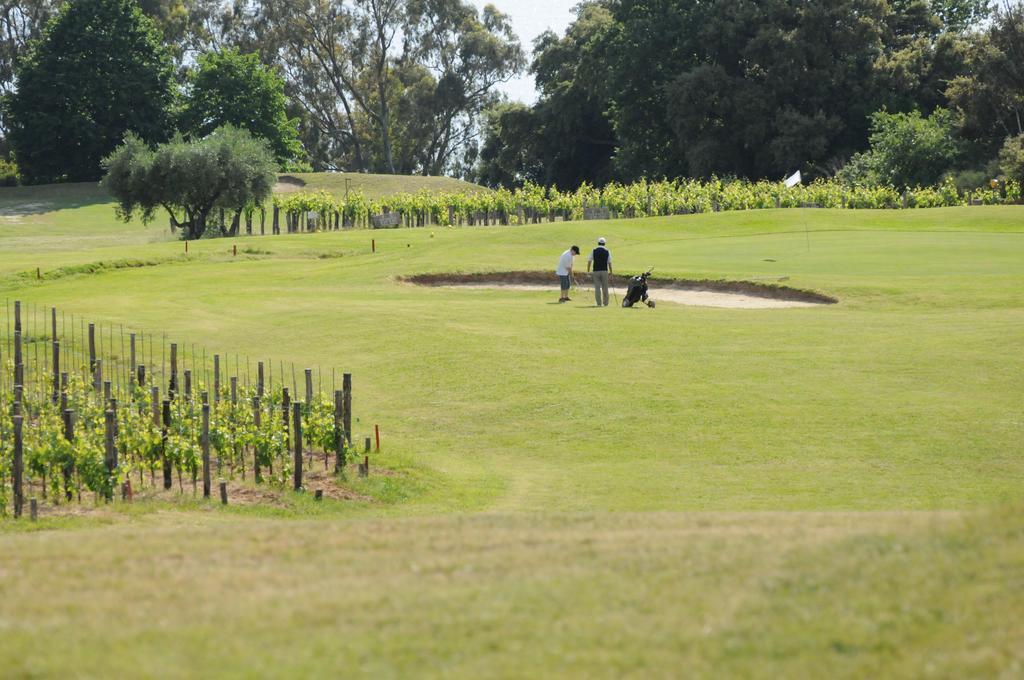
[
  {"xmin": 0, "ymin": 159, "xmax": 19, "ymax": 186},
  {"xmin": 998, "ymin": 134, "xmax": 1024, "ymax": 186}
]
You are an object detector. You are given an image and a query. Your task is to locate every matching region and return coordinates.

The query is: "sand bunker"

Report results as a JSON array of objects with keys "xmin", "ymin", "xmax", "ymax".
[
  {"xmin": 402, "ymin": 272, "xmax": 836, "ymax": 309},
  {"xmin": 273, "ymin": 175, "xmax": 306, "ymax": 193}
]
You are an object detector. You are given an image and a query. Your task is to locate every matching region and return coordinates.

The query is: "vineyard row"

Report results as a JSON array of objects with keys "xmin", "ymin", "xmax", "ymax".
[
  {"xmin": 0, "ymin": 300, "xmax": 363, "ymax": 518},
  {"xmin": 208, "ymin": 176, "xmax": 1023, "ymax": 236}
]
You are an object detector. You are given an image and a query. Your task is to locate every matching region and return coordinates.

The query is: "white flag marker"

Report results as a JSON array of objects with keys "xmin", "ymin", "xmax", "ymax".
[{"xmin": 784, "ymin": 170, "xmax": 802, "ymax": 188}]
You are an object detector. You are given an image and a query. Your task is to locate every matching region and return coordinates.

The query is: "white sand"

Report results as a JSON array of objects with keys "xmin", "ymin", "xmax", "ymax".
[{"xmin": 436, "ymin": 283, "xmax": 822, "ymax": 309}]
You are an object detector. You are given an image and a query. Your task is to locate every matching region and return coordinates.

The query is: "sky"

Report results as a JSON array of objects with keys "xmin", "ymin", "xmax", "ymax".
[{"xmin": 469, "ymin": 0, "xmax": 579, "ymax": 103}]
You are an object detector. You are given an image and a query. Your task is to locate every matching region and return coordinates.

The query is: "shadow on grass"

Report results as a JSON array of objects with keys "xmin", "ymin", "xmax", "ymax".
[{"xmin": 0, "ymin": 182, "xmax": 112, "ymax": 215}]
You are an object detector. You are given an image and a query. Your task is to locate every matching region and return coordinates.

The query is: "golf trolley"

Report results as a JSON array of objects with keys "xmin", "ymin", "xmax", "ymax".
[{"xmin": 621, "ymin": 269, "xmax": 656, "ymax": 308}]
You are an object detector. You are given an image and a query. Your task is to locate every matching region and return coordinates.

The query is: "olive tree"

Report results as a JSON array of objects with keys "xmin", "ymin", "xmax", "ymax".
[{"xmin": 102, "ymin": 125, "xmax": 276, "ymax": 240}]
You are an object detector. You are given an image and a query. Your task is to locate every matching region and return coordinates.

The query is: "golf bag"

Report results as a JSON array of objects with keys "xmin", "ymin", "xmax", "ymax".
[{"xmin": 622, "ymin": 270, "xmax": 655, "ymax": 308}]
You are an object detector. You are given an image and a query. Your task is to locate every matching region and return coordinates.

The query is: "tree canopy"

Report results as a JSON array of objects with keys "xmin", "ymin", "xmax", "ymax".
[
  {"xmin": 475, "ymin": 0, "xmax": 1020, "ymax": 189},
  {"xmin": 179, "ymin": 48, "xmax": 303, "ymax": 167},
  {"xmin": 6, "ymin": 0, "xmax": 175, "ymax": 183},
  {"xmin": 102, "ymin": 125, "xmax": 276, "ymax": 240},
  {"xmin": 255, "ymin": 0, "xmax": 523, "ymax": 175}
]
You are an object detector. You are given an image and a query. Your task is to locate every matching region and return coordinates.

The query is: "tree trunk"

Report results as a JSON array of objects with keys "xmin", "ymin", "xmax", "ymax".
[
  {"xmin": 227, "ymin": 209, "xmax": 242, "ymax": 237},
  {"xmin": 378, "ymin": 78, "xmax": 395, "ymax": 173}
]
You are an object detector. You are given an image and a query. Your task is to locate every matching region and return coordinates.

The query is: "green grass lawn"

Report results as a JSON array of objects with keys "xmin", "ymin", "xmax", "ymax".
[{"xmin": 0, "ymin": 188, "xmax": 1022, "ymax": 676}]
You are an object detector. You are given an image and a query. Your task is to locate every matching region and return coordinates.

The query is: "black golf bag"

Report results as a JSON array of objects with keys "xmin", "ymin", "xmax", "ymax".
[{"xmin": 622, "ymin": 270, "xmax": 655, "ymax": 308}]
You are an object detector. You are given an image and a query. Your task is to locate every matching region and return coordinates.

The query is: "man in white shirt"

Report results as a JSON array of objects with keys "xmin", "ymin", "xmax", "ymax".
[{"xmin": 555, "ymin": 245, "xmax": 580, "ymax": 303}]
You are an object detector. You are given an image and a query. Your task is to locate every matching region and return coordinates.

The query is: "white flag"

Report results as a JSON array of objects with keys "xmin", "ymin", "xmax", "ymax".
[{"xmin": 784, "ymin": 170, "xmax": 802, "ymax": 188}]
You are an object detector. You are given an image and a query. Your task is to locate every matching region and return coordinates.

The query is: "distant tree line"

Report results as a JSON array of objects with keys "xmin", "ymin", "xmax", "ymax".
[
  {"xmin": 476, "ymin": 0, "xmax": 1024, "ymax": 192},
  {"xmin": 0, "ymin": 0, "xmax": 524, "ymax": 183}
]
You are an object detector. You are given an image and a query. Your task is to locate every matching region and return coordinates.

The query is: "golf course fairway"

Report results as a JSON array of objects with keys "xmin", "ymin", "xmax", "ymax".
[{"xmin": 1, "ymin": 188, "xmax": 1022, "ymax": 677}]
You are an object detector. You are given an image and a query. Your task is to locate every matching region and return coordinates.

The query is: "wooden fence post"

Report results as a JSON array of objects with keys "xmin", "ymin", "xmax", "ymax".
[
  {"xmin": 219, "ymin": 481, "xmax": 228, "ymax": 505},
  {"xmin": 343, "ymin": 373, "xmax": 352, "ymax": 446},
  {"xmin": 137, "ymin": 364, "xmax": 146, "ymax": 388},
  {"xmin": 184, "ymin": 369, "xmax": 192, "ymax": 399},
  {"xmin": 169, "ymin": 343, "xmax": 178, "ymax": 399},
  {"xmin": 13, "ymin": 329, "xmax": 22, "ymax": 387},
  {"xmin": 282, "ymin": 387, "xmax": 291, "ymax": 447},
  {"xmin": 202, "ymin": 403, "xmax": 211, "ymax": 498},
  {"xmin": 293, "ymin": 402, "xmax": 303, "ymax": 491},
  {"xmin": 257, "ymin": 362, "xmax": 265, "ymax": 398},
  {"xmin": 12, "ymin": 415, "xmax": 23, "ymax": 518},
  {"xmin": 88, "ymin": 323, "xmax": 96, "ymax": 372},
  {"xmin": 104, "ymin": 409, "xmax": 116, "ymax": 501},
  {"xmin": 252, "ymin": 396, "xmax": 262, "ymax": 482},
  {"xmin": 51, "ymin": 340, "xmax": 60, "ymax": 405},
  {"xmin": 334, "ymin": 390, "xmax": 345, "ymax": 473},
  {"xmin": 63, "ymin": 408, "xmax": 75, "ymax": 501},
  {"xmin": 213, "ymin": 354, "xmax": 220, "ymax": 403},
  {"xmin": 162, "ymin": 399, "xmax": 172, "ymax": 490},
  {"xmin": 93, "ymin": 358, "xmax": 103, "ymax": 395},
  {"xmin": 304, "ymin": 368, "xmax": 313, "ymax": 406},
  {"xmin": 130, "ymin": 333, "xmax": 136, "ymax": 378}
]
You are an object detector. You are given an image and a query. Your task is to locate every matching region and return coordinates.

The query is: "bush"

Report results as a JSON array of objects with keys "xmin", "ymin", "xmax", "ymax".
[
  {"xmin": 998, "ymin": 134, "xmax": 1024, "ymax": 186},
  {"xmin": 0, "ymin": 159, "xmax": 19, "ymax": 186},
  {"xmin": 947, "ymin": 169, "xmax": 989, "ymax": 193},
  {"xmin": 838, "ymin": 109, "xmax": 962, "ymax": 189}
]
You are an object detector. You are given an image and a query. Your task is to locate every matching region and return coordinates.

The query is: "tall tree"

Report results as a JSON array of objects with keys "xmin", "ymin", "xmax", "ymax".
[
  {"xmin": 0, "ymin": 0, "xmax": 54, "ymax": 98},
  {"xmin": 6, "ymin": 0, "xmax": 174, "ymax": 183},
  {"xmin": 475, "ymin": 2, "xmax": 615, "ymax": 188},
  {"xmin": 404, "ymin": 0, "xmax": 523, "ymax": 175},
  {"xmin": 946, "ymin": 2, "xmax": 1024, "ymax": 151},
  {"xmin": 600, "ymin": 0, "xmax": 981, "ymax": 180},
  {"xmin": 254, "ymin": 0, "xmax": 521, "ymax": 174},
  {"xmin": 179, "ymin": 48, "xmax": 303, "ymax": 167}
]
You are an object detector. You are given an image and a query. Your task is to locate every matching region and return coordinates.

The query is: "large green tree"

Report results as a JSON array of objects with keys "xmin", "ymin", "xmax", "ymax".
[
  {"xmin": 253, "ymin": 0, "xmax": 522, "ymax": 174},
  {"xmin": 179, "ymin": 48, "xmax": 303, "ymax": 167},
  {"xmin": 6, "ymin": 0, "xmax": 174, "ymax": 183},
  {"xmin": 658, "ymin": 0, "xmax": 974, "ymax": 180},
  {"xmin": 102, "ymin": 124, "xmax": 276, "ymax": 240},
  {"xmin": 946, "ymin": 2, "xmax": 1024, "ymax": 153},
  {"xmin": 496, "ymin": 0, "xmax": 985, "ymax": 185},
  {"xmin": 476, "ymin": 2, "xmax": 616, "ymax": 188}
]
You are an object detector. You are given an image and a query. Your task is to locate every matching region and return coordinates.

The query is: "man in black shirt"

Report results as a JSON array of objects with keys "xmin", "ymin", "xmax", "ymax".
[{"xmin": 587, "ymin": 237, "xmax": 613, "ymax": 306}]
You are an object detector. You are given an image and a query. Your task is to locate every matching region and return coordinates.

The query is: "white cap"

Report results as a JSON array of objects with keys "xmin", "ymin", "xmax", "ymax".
[{"xmin": 598, "ymin": 237, "xmax": 606, "ymax": 245}]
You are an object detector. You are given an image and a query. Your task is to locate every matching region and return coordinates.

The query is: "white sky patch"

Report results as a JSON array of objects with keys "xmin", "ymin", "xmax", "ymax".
[{"xmin": 469, "ymin": 0, "xmax": 578, "ymax": 103}]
